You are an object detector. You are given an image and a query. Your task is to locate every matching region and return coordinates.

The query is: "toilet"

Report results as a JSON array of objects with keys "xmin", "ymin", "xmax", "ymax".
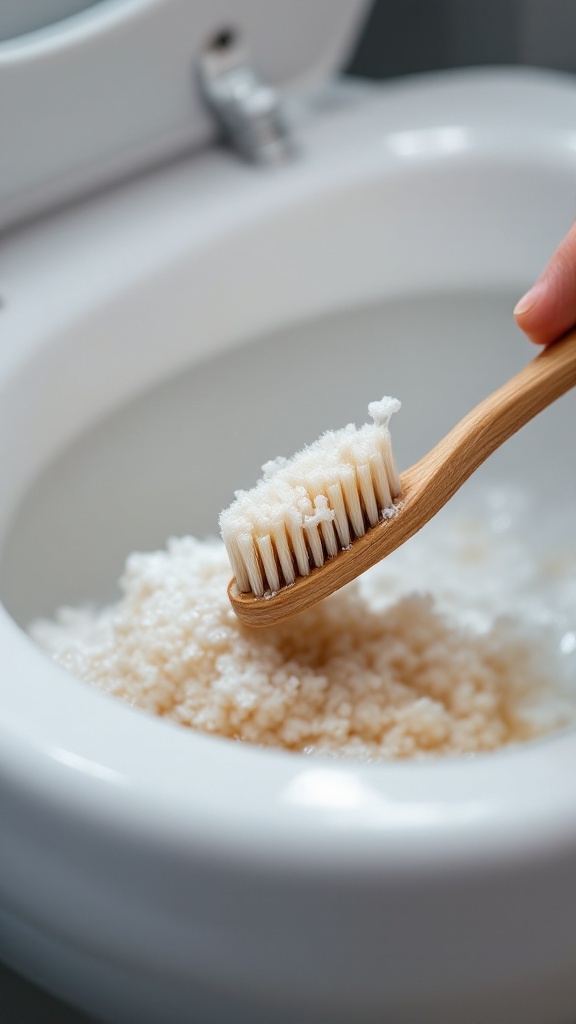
[{"xmin": 2, "ymin": 3, "xmax": 576, "ymax": 1022}]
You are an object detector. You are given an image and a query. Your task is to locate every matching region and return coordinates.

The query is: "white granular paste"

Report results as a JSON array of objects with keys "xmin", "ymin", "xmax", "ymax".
[{"xmin": 31, "ymin": 489, "xmax": 576, "ymax": 760}]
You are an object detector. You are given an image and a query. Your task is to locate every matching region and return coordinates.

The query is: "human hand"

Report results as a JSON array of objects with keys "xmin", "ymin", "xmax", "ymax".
[{"xmin": 514, "ymin": 221, "xmax": 576, "ymax": 345}]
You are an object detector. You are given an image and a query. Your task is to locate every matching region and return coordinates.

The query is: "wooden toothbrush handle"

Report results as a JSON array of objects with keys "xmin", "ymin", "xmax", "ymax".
[
  {"xmin": 230, "ymin": 331, "xmax": 576, "ymax": 627},
  {"xmin": 409, "ymin": 328, "xmax": 576, "ymax": 498}
]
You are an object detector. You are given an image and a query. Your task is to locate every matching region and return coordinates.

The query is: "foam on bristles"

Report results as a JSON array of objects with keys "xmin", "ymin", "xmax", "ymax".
[{"xmin": 219, "ymin": 398, "xmax": 402, "ymax": 596}]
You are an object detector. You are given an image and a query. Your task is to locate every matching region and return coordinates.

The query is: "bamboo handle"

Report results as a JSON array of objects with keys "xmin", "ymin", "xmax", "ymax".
[
  {"xmin": 230, "ymin": 330, "xmax": 576, "ymax": 627},
  {"xmin": 409, "ymin": 328, "xmax": 576, "ymax": 499}
]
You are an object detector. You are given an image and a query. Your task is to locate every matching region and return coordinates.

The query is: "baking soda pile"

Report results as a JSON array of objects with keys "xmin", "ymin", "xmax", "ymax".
[{"xmin": 31, "ymin": 489, "xmax": 576, "ymax": 760}]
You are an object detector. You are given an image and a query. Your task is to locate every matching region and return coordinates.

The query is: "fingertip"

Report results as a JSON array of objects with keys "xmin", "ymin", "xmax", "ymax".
[
  {"xmin": 513, "ymin": 283, "xmax": 542, "ymax": 318},
  {"xmin": 513, "ymin": 269, "xmax": 572, "ymax": 345},
  {"xmin": 513, "ymin": 307, "xmax": 555, "ymax": 346},
  {"xmin": 514, "ymin": 324, "xmax": 551, "ymax": 346},
  {"xmin": 513, "ymin": 283, "xmax": 551, "ymax": 345},
  {"xmin": 514, "ymin": 227, "xmax": 576, "ymax": 345}
]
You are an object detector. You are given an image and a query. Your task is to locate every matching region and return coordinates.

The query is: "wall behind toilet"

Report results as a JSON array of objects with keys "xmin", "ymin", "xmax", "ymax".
[{"xmin": 348, "ymin": 0, "xmax": 576, "ymax": 79}]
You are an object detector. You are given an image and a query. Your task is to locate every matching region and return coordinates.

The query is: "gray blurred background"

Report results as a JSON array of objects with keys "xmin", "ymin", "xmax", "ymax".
[
  {"xmin": 2, "ymin": 0, "xmax": 576, "ymax": 1020},
  {"xmin": 347, "ymin": 0, "xmax": 576, "ymax": 78},
  {"xmin": 2, "ymin": 0, "xmax": 576, "ymax": 76}
]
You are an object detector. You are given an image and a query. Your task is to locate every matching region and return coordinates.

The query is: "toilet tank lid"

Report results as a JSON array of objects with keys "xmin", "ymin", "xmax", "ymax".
[{"xmin": 0, "ymin": 0, "xmax": 370, "ymax": 234}]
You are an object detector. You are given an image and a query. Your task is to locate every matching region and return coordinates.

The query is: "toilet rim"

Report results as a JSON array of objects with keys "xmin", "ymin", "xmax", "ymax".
[
  {"xmin": 2, "ymin": 69, "xmax": 576, "ymax": 874},
  {"xmin": 3, "ymin": 612, "xmax": 576, "ymax": 873}
]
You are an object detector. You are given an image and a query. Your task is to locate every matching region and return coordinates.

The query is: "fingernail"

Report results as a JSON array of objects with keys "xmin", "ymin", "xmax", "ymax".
[{"xmin": 514, "ymin": 282, "xmax": 543, "ymax": 317}]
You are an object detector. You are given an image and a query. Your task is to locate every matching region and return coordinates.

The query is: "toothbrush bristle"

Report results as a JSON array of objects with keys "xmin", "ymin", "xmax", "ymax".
[{"xmin": 219, "ymin": 397, "xmax": 402, "ymax": 597}]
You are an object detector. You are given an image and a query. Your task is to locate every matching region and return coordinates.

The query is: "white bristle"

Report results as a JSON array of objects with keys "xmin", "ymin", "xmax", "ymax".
[
  {"xmin": 384, "ymin": 445, "xmax": 402, "ymax": 498},
  {"xmin": 286, "ymin": 511, "xmax": 311, "ymax": 578},
  {"xmin": 357, "ymin": 462, "xmax": 379, "ymax": 527},
  {"xmin": 219, "ymin": 397, "xmax": 401, "ymax": 594},
  {"xmin": 326, "ymin": 482, "xmax": 350, "ymax": 547},
  {"xmin": 312, "ymin": 495, "xmax": 338, "ymax": 559},
  {"xmin": 370, "ymin": 450, "xmax": 392, "ymax": 509},
  {"xmin": 320, "ymin": 514, "xmax": 339, "ymax": 557},
  {"xmin": 257, "ymin": 534, "xmax": 280, "ymax": 592},
  {"xmin": 304, "ymin": 496, "xmax": 334, "ymax": 568},
  {"xmin": 341, "ymin": 464, "xmax": 365, "ymax": 538},
  {"xmin": 273, "ymin": 521, "xmax": 296, "ymax": 586},
  {"xmin": 238, "ymin": 532, "xmax": 264, "ymax": 596},
  {"xmin": 223, "ymin": 531, "xmax": 252, "ymax": 594},
  {"xmin": 305, "ymin": 519, "xmax": 325, "ymax": 568}
]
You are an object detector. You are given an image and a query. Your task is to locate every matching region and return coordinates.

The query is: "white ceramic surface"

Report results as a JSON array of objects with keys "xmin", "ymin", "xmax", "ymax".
[
  {"xmin": 0, "ymin": 0, "xmax": 368, "ymax": 231},
  {"xmin": 1, "ymin": 70, "xmax": 576, "ymax": 1023}
]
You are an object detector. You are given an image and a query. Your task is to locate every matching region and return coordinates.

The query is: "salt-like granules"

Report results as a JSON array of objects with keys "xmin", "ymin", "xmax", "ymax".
[{"xmin": 31, "ymin": 489, "xmax": 576, "ymax": 760}]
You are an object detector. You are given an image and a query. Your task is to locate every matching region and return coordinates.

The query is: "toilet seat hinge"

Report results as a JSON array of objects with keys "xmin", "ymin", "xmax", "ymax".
[{"xmin": 199, "ymin": 30, "xmax": 293, "ymax": 167}]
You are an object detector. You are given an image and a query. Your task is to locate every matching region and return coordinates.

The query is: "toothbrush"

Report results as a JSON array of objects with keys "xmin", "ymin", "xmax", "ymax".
[{"xmin": 220, "ymin": 331, "xmax": 576, "ymax": 627}]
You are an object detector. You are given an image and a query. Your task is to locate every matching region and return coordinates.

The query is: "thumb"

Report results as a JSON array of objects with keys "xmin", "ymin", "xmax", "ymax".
[{"xmin": 514, "ymin": 221, "xmax": 576, "ymax": 345}]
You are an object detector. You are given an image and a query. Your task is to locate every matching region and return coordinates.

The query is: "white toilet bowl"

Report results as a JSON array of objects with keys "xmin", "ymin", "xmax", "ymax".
[{"xmin": 1, "ymin": 66, "xmax": 576, "ymax": 1024}]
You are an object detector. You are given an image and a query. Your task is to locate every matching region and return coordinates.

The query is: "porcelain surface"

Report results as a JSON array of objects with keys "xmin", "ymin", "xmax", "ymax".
[{"xmin": 1, "ymin": 70, "xmax": 576, "ymax": 1023}]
